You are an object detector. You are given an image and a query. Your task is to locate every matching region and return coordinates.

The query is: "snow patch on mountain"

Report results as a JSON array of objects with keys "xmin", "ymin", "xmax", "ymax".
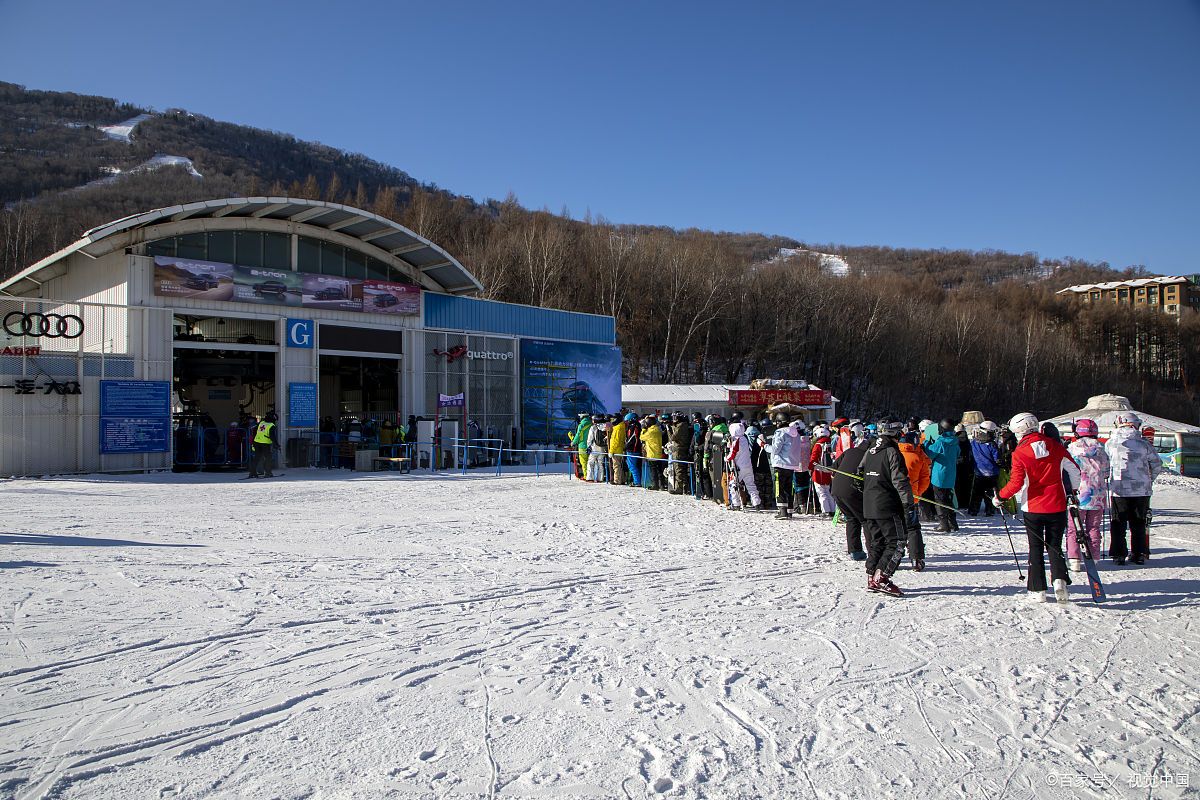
[
  {"xmin": 80, "ymin": 154, "xmax": 203, "ymax": 191},
  {"xmin": 774, "ymin": 247, "xmax": 850, "ymax": 277},
  {"xmin": 98, "ymin": 113, "xmax": 154, "ymax": 143}
]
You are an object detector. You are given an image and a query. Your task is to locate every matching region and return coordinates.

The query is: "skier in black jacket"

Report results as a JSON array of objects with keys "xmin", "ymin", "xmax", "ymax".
[
  {"xmin": 691, "ymin": 414, "xmax": 711, "ymax": 499},
  {"xmin": 831, "ymin": 438, "xmax": 870, "ymax": 561},
  {"xmin": 860, "ymin": 418, "xmax": 915, "ymax": 597}
]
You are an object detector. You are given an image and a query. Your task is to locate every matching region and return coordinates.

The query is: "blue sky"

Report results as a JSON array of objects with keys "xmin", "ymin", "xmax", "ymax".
[{"xmin": 2, "ymin": 1, "xmax": 1198, "ymax": 272}]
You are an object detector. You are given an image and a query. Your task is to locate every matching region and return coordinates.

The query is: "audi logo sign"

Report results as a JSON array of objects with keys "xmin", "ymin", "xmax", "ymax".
[{"xmin": 3, "ymin": 311, "xmax": 85, "ymax": 339}]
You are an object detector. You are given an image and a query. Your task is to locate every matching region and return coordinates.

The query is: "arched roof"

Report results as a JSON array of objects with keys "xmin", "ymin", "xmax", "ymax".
[{"xmin": 0, "ymin": 196, "xmax": 483, "ymax": 296}]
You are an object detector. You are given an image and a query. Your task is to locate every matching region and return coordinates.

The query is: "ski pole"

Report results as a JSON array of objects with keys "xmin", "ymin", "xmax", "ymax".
[
  {"xmin": 992, "ymin": 490, "xmax": 1025, "ymax": 581},
  {"xmin": 816, "ymin": 464, "xmax": 960, "ymax": 513}
]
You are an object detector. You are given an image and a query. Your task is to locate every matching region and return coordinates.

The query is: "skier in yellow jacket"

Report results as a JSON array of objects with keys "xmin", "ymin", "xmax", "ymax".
[
  {"xmin": 639, "ymin": 415, "xmax": 665, "ymax": 490},
  {"xmin": 608, "ymin": 415, "xmax": 627, "ymax": 484}
]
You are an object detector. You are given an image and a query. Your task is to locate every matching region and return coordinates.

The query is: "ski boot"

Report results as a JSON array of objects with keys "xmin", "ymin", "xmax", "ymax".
[
  {"xmin": 1053, "ymin": 579, "xmax": 1070, "ymax": 604},
  {"xmin": 871, "ymin": 571, "xmax": 903, "ymax": 597},
  {"xmin": 912, "ymin": 558, "xmax": 925, "ymax": 573}
]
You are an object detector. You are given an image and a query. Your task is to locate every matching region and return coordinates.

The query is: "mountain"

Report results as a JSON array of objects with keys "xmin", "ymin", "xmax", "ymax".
[{"xmin": 2, "ymin": 82, "xmax": 1194, "ymax": 422}]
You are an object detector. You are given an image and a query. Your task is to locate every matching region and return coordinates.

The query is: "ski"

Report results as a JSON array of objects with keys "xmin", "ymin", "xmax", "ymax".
[{"xmin": 1067, "ymin": 491, "xmax": 1106, "ymax": 603}]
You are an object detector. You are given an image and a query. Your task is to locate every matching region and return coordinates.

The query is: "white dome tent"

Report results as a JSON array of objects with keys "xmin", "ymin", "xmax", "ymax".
[
  {"xmin": 1045, "ymin": 394, "xmax": 1200, "ymax": 436},
  {"xmin": 1045, "ymin": 394, "xmax": 1200, "ymax": 475}
]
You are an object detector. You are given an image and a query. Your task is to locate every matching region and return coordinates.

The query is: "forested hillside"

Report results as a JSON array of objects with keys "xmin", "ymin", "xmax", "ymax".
[{"xmin": 2, "ymin": 82, "xmax": 1194, "ymax": 422}]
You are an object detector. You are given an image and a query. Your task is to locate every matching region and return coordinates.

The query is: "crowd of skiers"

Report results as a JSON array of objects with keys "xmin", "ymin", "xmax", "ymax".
[{"xmin": 568, "ymin": 408, "xmax": 1164, "ymax": 601}]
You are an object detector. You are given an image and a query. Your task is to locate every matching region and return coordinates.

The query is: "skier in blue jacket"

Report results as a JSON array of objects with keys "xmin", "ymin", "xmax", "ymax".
[
  {"xmin": 922, "ymin": 418, "xmax": 961, "ymax": 532},
  {"xmin": 967, "ymin": 425, "xmax": 1002, "ymax": 516}
]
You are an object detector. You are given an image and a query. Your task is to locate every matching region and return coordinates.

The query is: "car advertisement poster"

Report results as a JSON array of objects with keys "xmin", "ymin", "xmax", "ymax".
[
  {"xmin": 520, "ymin": 339, "xmax": 622, "ymax": 445},
  {"xmin": 300, "ymin": 274, "xmax": 362, "ymax": 312},
  {"xmin": 152, "ymin": 256, "xmax": 235, "ymax": 300},
  {"xmin": 363, "ymin": 281, "xmax": 421, "ymax": 315},
  {"xmin": 231, "ymin": 266, "xmax": 304, "ymax": 308},
  {"xmin": 152, "ymin": 256, "xmax": 419, "ymax": 316}
]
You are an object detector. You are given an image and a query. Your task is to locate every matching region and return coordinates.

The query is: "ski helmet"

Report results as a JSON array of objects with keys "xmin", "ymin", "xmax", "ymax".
[
  {"xmin": 939, "ymin": 418, "xmax": 955, "ymax": 433},
  {"xmin": 812, "ymin": 424, "xmax": 830, "ymax": 438},
  {"xmin": 849, "ymin": 422, "xmax": 865, "ymax": 439},
  {"xmin": 832, "ymin": 417, "xmax": 849, "ymax": 429},
  {"xmin": 1008, "ymin": 412, "xmax": 1039, "ymax": 438},
  {"xmin": 877, "ymin": 418, "xmax": 904, "ymax": 438},
  {"xmin": 772, "ymin": 411, "xmax": 788, "ymax": 423},
  {"xmin": 980, "ymin": 420, "xmax": 999, "ymax": 432},
  {"xmin": 1074, "ymin": 418, "xmax": 1098, "ymax": 437},
  {"xmin": 624, "ymin": 412, "xmax": 637, "ymax": 422},
  {"xmin": 865, "ymin": 423, "xmax": 878, "ymax": 435},
  {"xmin": 730, "ymin": 411, "xmax": 744, "ymax": 422},
  {"xmin": 919, "ymin": 419, "xmax": 933, "ymax": 431},
  {"xmin": 1115, "ymin": 412, "xmax": 1141, "ymax": 428}
]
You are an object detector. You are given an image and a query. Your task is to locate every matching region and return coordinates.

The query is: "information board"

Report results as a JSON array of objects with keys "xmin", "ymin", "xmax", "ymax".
[
  {"xmin": 288, "ymin": 382, "xmax": 318, "ymax": 428},
  {"xmin": 99, "ymin": 380, "xmax": 172, "ymax": 454}
]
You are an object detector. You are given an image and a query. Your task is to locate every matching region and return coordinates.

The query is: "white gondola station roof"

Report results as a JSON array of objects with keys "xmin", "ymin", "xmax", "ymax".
[{"xmin": 0, "ymin": 197, "xmax": 483, "ymax": 296}]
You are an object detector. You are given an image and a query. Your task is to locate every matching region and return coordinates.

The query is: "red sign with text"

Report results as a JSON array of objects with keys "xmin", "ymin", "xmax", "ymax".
[{"xmin": 728, "ymin": 389, "xmax": 831, "ymax": 407}]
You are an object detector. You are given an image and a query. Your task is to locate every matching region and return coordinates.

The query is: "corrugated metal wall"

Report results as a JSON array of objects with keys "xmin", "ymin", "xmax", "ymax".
[{"xmin": 424, "ymin": 294, "xmax": 615, "ymax": 344}]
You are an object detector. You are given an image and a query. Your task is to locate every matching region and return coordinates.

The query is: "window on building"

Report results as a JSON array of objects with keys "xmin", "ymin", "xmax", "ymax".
[
  {"xmin": 1149, "ymin": 291, "xmax": 1158, "ymax": 305},
  {"xmin": 206, "ymin": 231, "xmax": 236, "ymax": 264},
  {"xmin": 264, "ymin": 232, "xmax": 291, "ymax": 269},
  {"xmin": 298, "ymin": 236, "xmax": 320, "ymax": 273},
  {"xmin": 366, "ymin": 256, "xmax": 389, "ymax": 282},
  {"xmin": 1118, "ymin": 289, "xmax": 1129, "ymax": 300},
  {"xmin": 320, "ymin": 241, "xmax": 345, "ymax": 277},
  {"xmin": 235, "ymin": 231, "xmax": 264, "ymax": 268},
  {"xmin": 1090, "ymin": 292, "xmax": 1100, "ymax": 300},
  {"xmin": 147, "ymin": 237, "xmax": 175, "ymax": 258},
  {"xmin": 1167, "ymin": 304, "xmax": 1179, "ymax": 314},
  {"xmin": 176, "ymin": 232, "xmax": 206, "ymax": 260},
  {"xmin": 345, "ymin": 248, "xmax": 367, "ymax": 280}
]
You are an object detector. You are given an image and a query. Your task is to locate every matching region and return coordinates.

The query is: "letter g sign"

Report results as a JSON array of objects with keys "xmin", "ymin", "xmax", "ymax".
[{"xmin": 287, "ymin": 319, "xmax": 314, "ymax": 349}]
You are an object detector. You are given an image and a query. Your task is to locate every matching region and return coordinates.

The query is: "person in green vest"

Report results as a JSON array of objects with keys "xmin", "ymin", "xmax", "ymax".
[
  {"xmin": 570, "ymin": 413, "xmax": 592, "ymax": 479},
  {"xmin": 249, "ymin": 411, "xmax": 278, "ymax": 478}
]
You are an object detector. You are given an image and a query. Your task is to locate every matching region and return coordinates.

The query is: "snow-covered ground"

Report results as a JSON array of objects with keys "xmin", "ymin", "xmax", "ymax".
[
  {"xmin": 774, "ymin": 248, "xmax": 850, "ymax": 277},
  {"xmin": 1, "ymin": 470, "xmax": 1198, "ymax": 799}
]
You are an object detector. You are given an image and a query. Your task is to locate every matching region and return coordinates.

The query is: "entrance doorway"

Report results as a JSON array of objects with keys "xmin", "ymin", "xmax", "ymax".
[{"xmin": 171, "ymin": 314, "xmax": 277, "ymax": 470}]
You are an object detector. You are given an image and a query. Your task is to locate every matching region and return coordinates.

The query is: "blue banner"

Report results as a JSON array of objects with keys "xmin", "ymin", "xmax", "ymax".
[
  {"xmin": 289, "ymin": 382, "xmax": 318, "ymax": 427},
  {"xmin": 100, "ymin": 380, "xmax": 172, "ymax": 454},
  {"xmin": 520, "ymin": 339, "xmax": 622, "ymax": 445},
  {"xmin": 438, "ymin": 392, "xmax": 465, "ymax": 408}
]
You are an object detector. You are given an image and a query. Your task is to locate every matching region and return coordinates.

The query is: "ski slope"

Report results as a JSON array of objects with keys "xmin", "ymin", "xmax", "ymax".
[
  {"xmin": 1, "ymin": 470, "xmax": 1198, "ymax": 799},
  {"xmin": 98, "ymin": 114, "xmax": 155, "ymax": 143}
]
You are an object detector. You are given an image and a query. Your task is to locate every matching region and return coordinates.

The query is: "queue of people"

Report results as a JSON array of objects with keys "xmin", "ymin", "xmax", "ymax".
[{"xmin": 568, "ymin": 409, "xmax": 1165, "ymax": 602}]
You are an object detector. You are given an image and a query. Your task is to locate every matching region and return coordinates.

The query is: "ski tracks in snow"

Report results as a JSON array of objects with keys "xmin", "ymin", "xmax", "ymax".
[{"xmin": 1, "ymin": 472, "xmax": 1199, "ymax": 797}]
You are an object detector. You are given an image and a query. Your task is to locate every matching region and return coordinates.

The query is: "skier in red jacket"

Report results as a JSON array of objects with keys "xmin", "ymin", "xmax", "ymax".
[{"xmin": 994, "ymin": 412, "xmax": 1082, "ymax": 603}]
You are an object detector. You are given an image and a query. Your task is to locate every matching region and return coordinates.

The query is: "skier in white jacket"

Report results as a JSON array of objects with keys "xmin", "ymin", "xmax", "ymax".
[
  {"xmin": 726, "ymin": 421, "xmax": 763, "ymax": 510},
  {"xmin": 1105, "ymin": 413, "xmax": 1163, "ymax": 564}
]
